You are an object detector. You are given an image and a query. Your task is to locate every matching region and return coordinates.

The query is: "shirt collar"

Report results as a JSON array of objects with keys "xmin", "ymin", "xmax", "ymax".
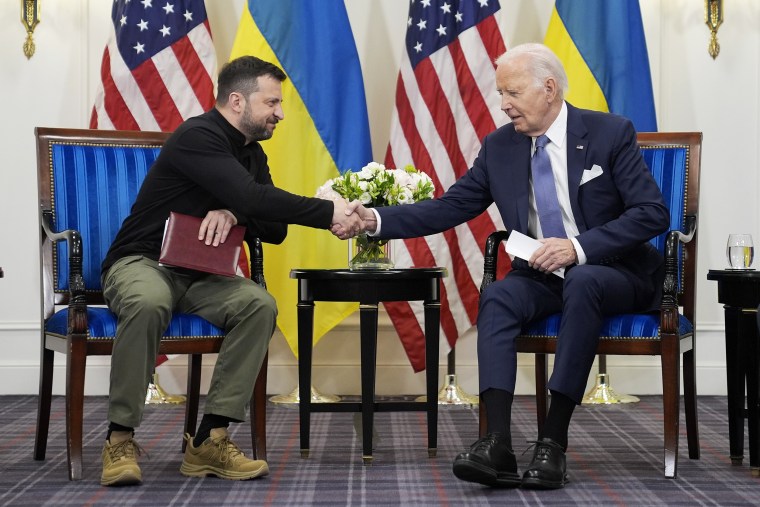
[{"xmin": 542, "ymin": 101, "xmax": 568, "ymax": 149}]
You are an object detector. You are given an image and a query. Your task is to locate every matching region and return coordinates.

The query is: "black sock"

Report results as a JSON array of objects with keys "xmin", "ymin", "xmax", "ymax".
[
  {"xmin": 193, "ymin": 414, "xmax": 232, "ymax": 447},
  {"xmin": 107, "ymin": 422, "xmax": 134, "ymax": 442},
  {"xmin": 481, "ymin": 388, "xmax": 513, "ymax": 446},
  {"xmin": 540, "ymin": 390, "xmax": 576, "ymax": 450}
]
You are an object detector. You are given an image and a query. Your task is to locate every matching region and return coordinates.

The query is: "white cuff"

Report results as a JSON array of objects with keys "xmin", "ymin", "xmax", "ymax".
[
  {"xmin": 368, "ymin": 208, "xmax": 382, "ymax": 236},
  {"xmin": 570, "ymin": 237, "xmax": 587, "ymax": 265}
]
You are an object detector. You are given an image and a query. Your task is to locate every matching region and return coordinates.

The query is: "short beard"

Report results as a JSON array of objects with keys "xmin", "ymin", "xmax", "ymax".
[{"xmin": 240, "ymin": 116, "xmax": 272, "ymax": 141}]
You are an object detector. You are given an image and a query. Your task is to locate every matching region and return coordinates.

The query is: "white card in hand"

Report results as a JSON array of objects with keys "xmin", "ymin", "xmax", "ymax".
[{"xmin": 504, "ymin": 230, "xmax": 565, "ymax": 278}]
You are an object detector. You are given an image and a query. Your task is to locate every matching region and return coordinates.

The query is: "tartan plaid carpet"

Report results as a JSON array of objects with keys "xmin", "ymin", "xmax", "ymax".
[{"xmin": 0, "ymin": 395, "xmax": 756, "ymax": 506}]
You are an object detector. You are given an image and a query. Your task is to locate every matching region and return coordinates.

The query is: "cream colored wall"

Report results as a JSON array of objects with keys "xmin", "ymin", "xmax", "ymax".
[{"xmin": 0, "ymin": 1, "xmax": 758, "ymax": 397}]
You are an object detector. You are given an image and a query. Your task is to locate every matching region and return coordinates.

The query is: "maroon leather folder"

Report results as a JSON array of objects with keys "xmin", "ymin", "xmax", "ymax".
[{"xmin": 159, "ymin": 212, "xmax": 245, "ymax": 277}]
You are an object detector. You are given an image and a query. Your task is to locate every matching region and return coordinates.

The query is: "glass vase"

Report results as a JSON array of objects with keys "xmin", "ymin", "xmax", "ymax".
[{"xmin": 348, "ymin": 234, "xmax": 394, "ymax": 270}]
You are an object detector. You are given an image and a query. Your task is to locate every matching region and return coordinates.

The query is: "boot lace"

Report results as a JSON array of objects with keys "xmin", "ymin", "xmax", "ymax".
[
  {"xmin": 211, "ymin": 436, "xmax": 246, "ymax": 464},
  {"xmin": 108, "ymin": 438, "xmax": 146, "ymax": 462}
]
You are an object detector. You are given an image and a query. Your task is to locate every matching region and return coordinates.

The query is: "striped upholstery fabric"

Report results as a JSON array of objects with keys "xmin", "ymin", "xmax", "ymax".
[
  {"xmin": 521, "ymin": 144, "xmax": 692, "ymax": 339},
  {"xmin": 643, "ymin": 146, "xmax": 688, "ymax": 293},
  {"xmin": 50, "ymin": 143, "xmax": 159, "ymax": 292},
  {"xmin": 45, "ymin": 308, "xmax": 224, "ymax": 340},
  {"xmin": 523, "ymin": 312, "xmax": 693, "ymax": 339},
  {"xmin": 46, "ymin": 142, "xmax": 224, "ymax": 340}
]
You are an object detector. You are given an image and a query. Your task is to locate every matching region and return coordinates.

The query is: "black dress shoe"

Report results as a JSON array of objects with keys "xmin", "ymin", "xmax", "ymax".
[
  {"xmin": 521, "ymin": 438, "xmax": 569, "ymax": 489},
  {"xmin": 452, "ymin": 433, "xmax": 521, "ymax": 488}
]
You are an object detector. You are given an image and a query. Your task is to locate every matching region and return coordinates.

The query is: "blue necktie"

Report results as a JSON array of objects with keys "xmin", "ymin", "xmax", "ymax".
[{"xmin": 532, "ymin": 135, "xmax": 566, "ymax": 238}]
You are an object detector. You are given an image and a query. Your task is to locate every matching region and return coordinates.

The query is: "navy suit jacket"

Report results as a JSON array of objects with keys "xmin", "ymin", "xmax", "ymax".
[{"xmin": 377, "ymin": 103, "xmax": 670, "ymax": 306}]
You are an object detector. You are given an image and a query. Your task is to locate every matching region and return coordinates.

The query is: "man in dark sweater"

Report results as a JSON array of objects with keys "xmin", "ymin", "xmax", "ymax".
[{"xmin": 99, "ymin": 56, "xmax": 361, "ymax": 487}]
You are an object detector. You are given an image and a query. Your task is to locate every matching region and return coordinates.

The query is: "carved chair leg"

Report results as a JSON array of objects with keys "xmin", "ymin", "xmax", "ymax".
[
  {"xmin": 661, "ymin": 341, "xmax": 681, "ymax": 478},
  {"xmin": 34, "ymin": 345, "xmax": 54, "ymax": 461},
  {"xmin": 683, "ymin": 347, "xmax": 700, "ymax": 459},
  {"xmin": 66, "ymin": 343, "xmax": 87, "ymax": 481},
  {"xmin": 535, "ymin": 353, "xmax": 548, "ymax": 434},
  {"xmin": 251, "ymin": 351, "xmax": 268, "ymax": 461},
  {"xmin": 183, "ymin": 354, "xmax": 202, "ymax": 453}
]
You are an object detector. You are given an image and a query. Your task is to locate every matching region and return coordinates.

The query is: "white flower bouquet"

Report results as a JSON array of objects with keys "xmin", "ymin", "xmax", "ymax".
[{"xmin": 316, "ymin": 162, "xmax": 435, "ymax": 268}]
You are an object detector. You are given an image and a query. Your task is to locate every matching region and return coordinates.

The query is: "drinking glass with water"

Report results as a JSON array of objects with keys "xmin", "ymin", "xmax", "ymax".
[{"xmin": 726, "ymin": 234, "xmax": 754, "ymax": 269}]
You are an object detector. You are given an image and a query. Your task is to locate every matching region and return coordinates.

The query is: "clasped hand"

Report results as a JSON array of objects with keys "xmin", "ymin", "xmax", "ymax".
[
  {"xmin": 197, "ymin": 203, "xmax": 374, "ymax": 243},
  {"xmin": 330, "ymin": 200, "xmax": 376, "ymax": 240},
  {"xmin": 528, "ymin": 237, "xmax": 577, "ymax": 273}
]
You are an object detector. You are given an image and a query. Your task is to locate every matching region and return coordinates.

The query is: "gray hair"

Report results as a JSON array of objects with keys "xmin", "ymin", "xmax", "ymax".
[{"xmin": 495, "ymin": 43, "xmax": 568, "ymax": 98}]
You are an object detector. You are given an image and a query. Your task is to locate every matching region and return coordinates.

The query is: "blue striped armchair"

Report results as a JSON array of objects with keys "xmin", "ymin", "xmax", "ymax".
[
  {"xmin": 479, "ymin": 132, "xmax": 702, "ymax": 479},
  {"xmin": 33, "ymin": 127, "xmax": 268, "ymax": 480}
]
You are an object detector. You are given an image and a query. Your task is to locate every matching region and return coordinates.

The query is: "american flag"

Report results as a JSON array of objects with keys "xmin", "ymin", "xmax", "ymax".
[
  {"xmin": 90, "ymin": 0, "xmax": 216, "ymax": 131},
  {"xmin": 384, "ymin": 0, "xmax": 509, "ymax": 372},
  {"xmin": 90, "ymin": 0, "xmax": 217, "ymax": 369}
]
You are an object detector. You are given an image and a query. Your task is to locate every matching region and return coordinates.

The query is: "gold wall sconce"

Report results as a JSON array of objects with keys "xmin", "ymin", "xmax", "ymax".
[
  {"xmin": 21, "ymin": 0, "xmax": 40, "ymax": 59},
  {"xmin": 705, "ymin": 0, "xmax": 723, "ymax": 59}
]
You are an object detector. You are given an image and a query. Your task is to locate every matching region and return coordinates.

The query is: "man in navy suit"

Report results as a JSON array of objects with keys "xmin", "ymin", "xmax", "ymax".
[{"xmin": 343, "ymin": 43, "xmax": 669, "ymax": 489}]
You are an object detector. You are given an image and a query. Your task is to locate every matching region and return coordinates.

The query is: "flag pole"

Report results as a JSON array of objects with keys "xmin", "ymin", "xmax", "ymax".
[
  {"xmin": 416, "ymin": 347, "xmax": 478, "ymax": 407},
  {"xmin": 270, "ymin": 386, "xmax": 340, "ymax": 405},
  {"xmin": 145, "ymin": 371, "xmax": 185, "ymax": 405},
  {"xmin": 581, "ymin": 354, "xmax": 639, "ymax": 404}
]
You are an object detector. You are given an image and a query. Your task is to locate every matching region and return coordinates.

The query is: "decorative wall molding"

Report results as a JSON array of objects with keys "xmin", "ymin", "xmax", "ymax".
[{"xmin": 0, "ymin": 323, "xmax": 732, "ymax": 397}]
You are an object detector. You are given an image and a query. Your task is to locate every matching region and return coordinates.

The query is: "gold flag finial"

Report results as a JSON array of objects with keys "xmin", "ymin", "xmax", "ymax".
[{"xmin": 21, "ymin": 0, "xmax": 40, "ymax": 59}]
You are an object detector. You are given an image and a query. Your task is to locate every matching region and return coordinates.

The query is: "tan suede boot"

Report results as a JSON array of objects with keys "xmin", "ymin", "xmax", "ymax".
[
  {"xmin": 101, "ymin": 431, "xmax": 143, "ymax": 486},
  {"xmin": 180, "ymin": 428, "xmax": 268, "ymax": 480}
]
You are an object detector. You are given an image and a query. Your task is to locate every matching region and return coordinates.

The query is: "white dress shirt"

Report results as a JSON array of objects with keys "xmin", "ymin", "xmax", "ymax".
[{"xmin": 530, "ymin": 102, "xmax": 587, "ymax": 265}]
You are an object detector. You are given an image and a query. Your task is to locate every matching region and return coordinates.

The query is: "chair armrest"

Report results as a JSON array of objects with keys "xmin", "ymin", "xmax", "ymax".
[
  {"xmin": 660, "ymin": 214, "xmax": 697, "ymax": 332},
  {"xmin": 40, "ymin": 208, "xmax": 88, "ymax": 333},
  {"xmin": 248, "ymin": 237, "xmax": 267, "ymax": 290},
  {"xmin": 481, "ymin": 230, "xmax": 511, "ymax": 292},
  {"xmin": 669, "ymin": 214, "xmax": 697, "ymax": 246},
  {"xmin": 41, "ymin": 208, "xmax": 80, "ymax": 245}
]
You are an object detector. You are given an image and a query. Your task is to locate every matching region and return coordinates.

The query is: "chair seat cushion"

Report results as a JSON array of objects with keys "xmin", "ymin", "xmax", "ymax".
[
  {"xmin": 521, "ymin": 312, "xmax": 693, "ymax": 339},
  {"xmin": 45, "ymin": 307, "xmax": 224, "ymax": 340}
]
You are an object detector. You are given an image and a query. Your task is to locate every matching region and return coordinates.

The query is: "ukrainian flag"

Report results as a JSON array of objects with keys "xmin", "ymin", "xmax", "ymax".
[
  {"xmin": 544, "ymin": 0, "xmax": 657, "ymax": 132},
  {"xmin": 230, "ymin": 1, "xmax": 372, "ymax": 355}
]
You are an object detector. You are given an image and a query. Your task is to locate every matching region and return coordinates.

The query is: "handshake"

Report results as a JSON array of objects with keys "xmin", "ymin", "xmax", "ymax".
[{"xmin": 329, "ymin": 200, "xmax": 376, "ymax": 240}]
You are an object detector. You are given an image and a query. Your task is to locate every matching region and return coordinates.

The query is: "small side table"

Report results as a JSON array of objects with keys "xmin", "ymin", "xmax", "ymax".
[
  {"xmin": 706, "ymin": 269, "xmax": 760, "ymax": 476},
  {"xmin": 290, "ymin": 268, "xmax": 447, "ymax": 463}
]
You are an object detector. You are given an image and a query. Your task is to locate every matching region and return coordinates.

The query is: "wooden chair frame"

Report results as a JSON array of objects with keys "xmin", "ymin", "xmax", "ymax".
[
  {"xmin": 479, "ymin": 132, "xmax": 702, "ymax": 478},
  {"xmin": 33, "ymin": 127, "xmax": 268, "ymax": 480}
]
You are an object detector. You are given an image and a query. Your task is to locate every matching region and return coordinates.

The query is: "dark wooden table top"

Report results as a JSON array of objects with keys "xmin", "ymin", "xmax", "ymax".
[
  {"xmin": 289, "ymin": 267, "xmax": 447, "ymax": 280},
  {"xmin": 707, "ymin": 268, "xmax": 760, "ymax": 281}
]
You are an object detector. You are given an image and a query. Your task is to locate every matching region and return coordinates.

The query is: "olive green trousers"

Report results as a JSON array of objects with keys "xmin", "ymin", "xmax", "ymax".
[{"xmin": 102, "ymin": 255, "xmax": 276, "ymax": 428}]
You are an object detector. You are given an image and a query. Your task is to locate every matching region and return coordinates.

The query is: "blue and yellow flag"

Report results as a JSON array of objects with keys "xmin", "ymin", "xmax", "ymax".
[
  {"xmin": 230, "ymin": 1, "xmax": 372, "ymax": 355},
  {"xmin": 544, "ymin": 0, "xmax": 657, "ymax": 132}
]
